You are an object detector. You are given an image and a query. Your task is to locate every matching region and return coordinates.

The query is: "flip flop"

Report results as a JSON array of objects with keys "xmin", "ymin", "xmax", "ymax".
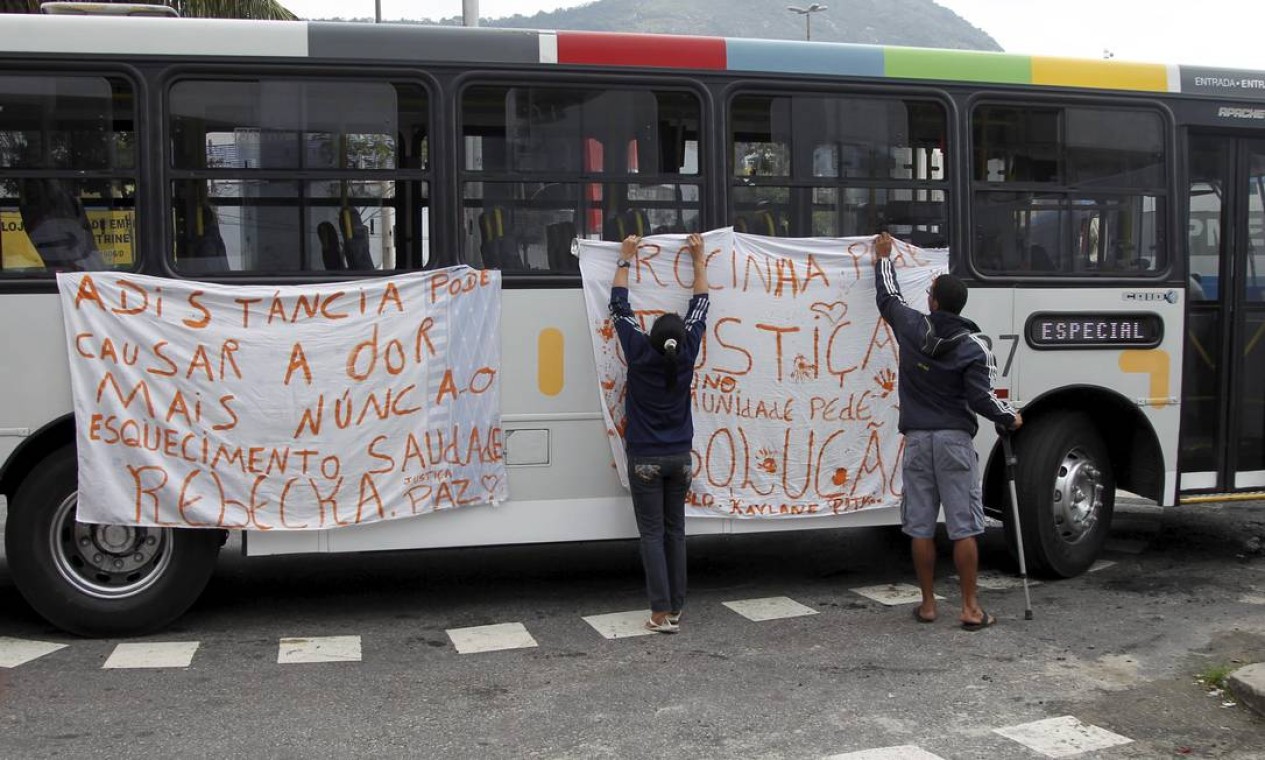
[
  {"xmin": 645, "ymin": 619, "xmax": 680, "ymax": 634},
  {"xmin": 913, "ymin": 607, "xmax": 935, "ymax": 624},
  {"xmin": 961, "ymin": 610, "xmax": 996, "ymax": 631}
]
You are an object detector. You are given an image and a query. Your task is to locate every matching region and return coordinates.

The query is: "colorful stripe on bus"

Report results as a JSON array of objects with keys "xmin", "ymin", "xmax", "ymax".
[{"xmin": 1, "ymin": 17, "xmax": 1263, "ymax": 100}]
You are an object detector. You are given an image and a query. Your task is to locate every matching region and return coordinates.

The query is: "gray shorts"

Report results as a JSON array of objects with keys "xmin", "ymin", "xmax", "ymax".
[{"xmin": 900, "ymin": 429, "xmax": 984, "ymax": 541}]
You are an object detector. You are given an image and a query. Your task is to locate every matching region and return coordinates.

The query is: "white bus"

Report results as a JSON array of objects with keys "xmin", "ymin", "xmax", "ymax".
[{"xmin": 1, "ymin": 12, "xmax": 1262, "ymax": 635}]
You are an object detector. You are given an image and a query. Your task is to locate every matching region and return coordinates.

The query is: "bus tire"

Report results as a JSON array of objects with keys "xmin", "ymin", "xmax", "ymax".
[
  {"xmin": 1009, "ymin": 413, "xmax": 1114, "ymax": 578},
  {"xmin": 5, "ymin": 446, "xmax": 221, "ymax": 637}
]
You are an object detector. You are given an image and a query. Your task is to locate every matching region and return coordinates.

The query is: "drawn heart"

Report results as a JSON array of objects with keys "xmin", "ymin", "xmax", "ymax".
[
  {"xmin": 481, "ymin": 474, "xmax": 501, "ymax": 494},
  {"xmin": 810, "ymin": 301, "xmax": 847, "ymax": 324}
]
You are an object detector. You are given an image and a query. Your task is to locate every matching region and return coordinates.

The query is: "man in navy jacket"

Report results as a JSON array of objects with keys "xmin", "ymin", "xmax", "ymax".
[{"xmin": 874, "ymin": 231, "xmax": 1021, "ymax": 630}]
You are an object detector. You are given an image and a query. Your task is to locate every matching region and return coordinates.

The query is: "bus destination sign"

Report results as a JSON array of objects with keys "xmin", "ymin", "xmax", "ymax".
[{"xmin": 1025, "ymin": 312, "xmax": 1163, "ymax": 350}]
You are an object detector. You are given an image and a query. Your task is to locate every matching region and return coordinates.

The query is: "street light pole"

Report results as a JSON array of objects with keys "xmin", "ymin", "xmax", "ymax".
[
  {"xmin": 787, "ymin": 3, "xmax": 828, "ymax": 41},
  {"xmin": 463, "ymin": 0, "xmax": 479, "ymax": 27},
  {"xmin": 374, "ymin": 0, "xmax": 380, "ymax": 23}
]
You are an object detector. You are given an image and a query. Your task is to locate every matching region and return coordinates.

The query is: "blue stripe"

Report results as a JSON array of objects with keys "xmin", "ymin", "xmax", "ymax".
[{"xmin": 725, "ymin": 38, "xmax": 884, "ymax": 78}]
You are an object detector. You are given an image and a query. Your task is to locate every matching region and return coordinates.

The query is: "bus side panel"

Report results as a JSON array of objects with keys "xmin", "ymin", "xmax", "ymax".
[
  {"xmin": 0, "ymin": 294, "xmax": 74, "ymax": 477},
  {"xmin": 983, "ymin": 286, "xmax": 1179, "ymax": 504}
]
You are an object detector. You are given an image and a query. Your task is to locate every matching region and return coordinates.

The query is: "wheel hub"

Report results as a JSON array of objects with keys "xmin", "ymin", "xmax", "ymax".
[
  {"xmin": 50, "ymin": 493, "xmax": 173, "ymax": 600},
  {"xmin": 1051, "ymin": 447, "xmax": 1104, "ymax": 543}
]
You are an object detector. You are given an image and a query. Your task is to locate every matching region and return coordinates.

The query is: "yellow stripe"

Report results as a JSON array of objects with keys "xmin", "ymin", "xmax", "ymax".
[
  {"xmin": 1244, "ymin": 320, "xmax": 1265, "ymax": 356},
  {"xmin": 1032, "ymin": 57, "xmax": 1168, "ymax": 92},
  {"xmin": 1180, "ymin": 492, "xmax": 1265, "ymax": 504},
  {"xmin": 1187, "ymin": 329, "xmax": 1215, "ymax": 370},
  {"xmin": 1119, "ymin": 349, "xmax": 1171, "ymax": 407},
  {"xmin": 538, "ymin": 328, "xmax": 565, "ymax": 397}
]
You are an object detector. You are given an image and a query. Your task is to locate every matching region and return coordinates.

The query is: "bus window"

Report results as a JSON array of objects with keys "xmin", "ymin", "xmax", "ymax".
[
  {"xmin": 167, "ymin": 79, "xmax": 432, "ymax": 275},
  {"xmin": 729, "ymin": 94, "xmax": 948, "ymax": 247},
  {"xmin": 972, "ymin": 104, "xmax": 1167, "ymax": 277},
  {"xmin": 0, "ymin": 75, "xmax": 135, "ymax": 274},
  {"xmin": 460, "ymin": 85, "xmax": 702, "ymax": 273}
]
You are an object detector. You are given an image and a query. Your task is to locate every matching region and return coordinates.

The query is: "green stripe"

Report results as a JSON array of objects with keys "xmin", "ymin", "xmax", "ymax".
[{"xmin": 885, "ymin": 47, "xmax": 1031, "ymax": 84}]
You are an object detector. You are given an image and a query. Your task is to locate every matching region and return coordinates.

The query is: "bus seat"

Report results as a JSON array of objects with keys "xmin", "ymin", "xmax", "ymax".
[
  {"xmin": 339, "ymin": 206, "xmax": 375, "ymax": 270},
  {"xmin": 181, "ymin": 203, "xmax": 230, "ymax": 274},
  {"xmin": 909, "ymin": 229, "xmax": 948, "ymax": 249},
  {"xmin": 18, "ymin": 178, "xmax": 107, "ymax": 272},
  {"xmin": 546, "ymin": 220, "xmax": 578, "ymax": 273},
  {"xmin": 736, "ymin": 208, "xmax": 787, "ymax": 237},
  {"xmin": 317, "ymin": 221, "xmax": 344, "ymax": 270},
  {"xmin": 603, "ymin": 208, "xmax": 650, "ymax": 242},
  {"xmin": 478, "ymin": 206, "xmax": 523, "ymax": 270}
]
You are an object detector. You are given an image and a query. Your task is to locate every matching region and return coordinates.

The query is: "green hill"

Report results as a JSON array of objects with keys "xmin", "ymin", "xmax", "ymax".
[{"xmin": 322, "ymin": 0, "xmax": 1002, "ymax": 51}]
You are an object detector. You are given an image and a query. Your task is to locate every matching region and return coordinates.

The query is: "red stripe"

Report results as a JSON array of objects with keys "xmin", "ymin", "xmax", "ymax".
[
  {"xmin": 995, "ymin": 388, "xmax": 1009, "ymax": 399},
  {"xmin": 556, "ymin": 32, "xmax": 726, "ymax": 70}
]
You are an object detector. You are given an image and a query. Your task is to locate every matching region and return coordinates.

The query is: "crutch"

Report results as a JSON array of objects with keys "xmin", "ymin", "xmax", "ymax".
[{"xmin": 998, "ymin": 426, "xmax": 1034, "ymax": 620}]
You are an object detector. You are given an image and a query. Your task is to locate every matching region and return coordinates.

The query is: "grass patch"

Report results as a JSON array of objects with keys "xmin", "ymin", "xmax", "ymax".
[{"xmin": 1197, "ymin": 663, "xmax": 1236, "ymax": 691}]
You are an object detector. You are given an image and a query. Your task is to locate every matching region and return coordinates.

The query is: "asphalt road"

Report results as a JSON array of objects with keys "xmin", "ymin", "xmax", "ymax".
[{"xmin": 2, "ymin": 495, "xmax": 1265, "ymax": 759}]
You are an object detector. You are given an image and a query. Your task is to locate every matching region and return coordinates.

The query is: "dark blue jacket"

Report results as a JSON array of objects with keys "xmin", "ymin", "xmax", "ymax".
[
  {"xmin": 874, "ymin": 259, "xmax": 1017, "ymax": 435},
  {"xmin": 609, "ymin": 287, "xmax": 709, "ymax": 456}
]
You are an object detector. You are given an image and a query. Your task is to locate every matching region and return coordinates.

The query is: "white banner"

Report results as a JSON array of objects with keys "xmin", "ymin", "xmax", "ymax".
[
  {"xmin": 580, "ymin": 230, "xmax": 948, "ymax": 518},
  {"xmin": 57, "ymin": 267, "xmax": 508, "ymax": 529}
]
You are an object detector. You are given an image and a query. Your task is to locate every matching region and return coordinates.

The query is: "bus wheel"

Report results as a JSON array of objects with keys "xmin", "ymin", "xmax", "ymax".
[
  {"xmin": 1009, "ymin": 413, "xmax": 1114, "ymax": 578},
  {"xmin": 5, "ymin": 446, "xmax": 221, "ymax": 637}
]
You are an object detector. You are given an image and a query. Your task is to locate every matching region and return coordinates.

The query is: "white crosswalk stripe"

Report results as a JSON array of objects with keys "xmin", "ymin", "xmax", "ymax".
[
  {"xmin": 825, "ymin": 747, "xmax": 946, "ymax": 760},
  {"xmin": 993, "ymin": 715, "xmax": 1132, "ymax": 758},
  {"xmin": 0, "ymin": 636, "xmax": 67, "ymax": 668},
  {"xmin": 447, "ymin": 622, "xmax": 538, "ymax": 654},
  {"xmin": 850, "ymin": 583, "xmax": 944, "ymax": 606},
  {"xmin": 722, "ymin": 596, "xmax": 818, "ymax": 622},
  {"xmin": 103, "ymin": 641, "xmax": 199, "ymax": 669},
  {"xmin": 277, "ymin": 635, "xmax": 362, "ymax": 664},
  {"xmin": 582, "ymin": 609, "xmax": 661, "ymax": 639}
]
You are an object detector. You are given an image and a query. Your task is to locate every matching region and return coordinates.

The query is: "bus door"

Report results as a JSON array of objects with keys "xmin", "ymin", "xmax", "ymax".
[{"xmin": 1182, "ymin": 135, "xmax": 1265, "ymax": 491}]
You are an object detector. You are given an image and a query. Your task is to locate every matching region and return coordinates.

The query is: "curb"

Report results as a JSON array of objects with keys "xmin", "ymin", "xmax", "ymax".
[{"xmin": 1227, "ymin": 663, "xmax": 1265, "ymax": 717}]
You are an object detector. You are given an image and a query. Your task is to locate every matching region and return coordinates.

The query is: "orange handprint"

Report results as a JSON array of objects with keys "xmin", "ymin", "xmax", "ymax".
[{"xmin": 875, "ymin": 368, "xmax": 896, "ymax": 397}]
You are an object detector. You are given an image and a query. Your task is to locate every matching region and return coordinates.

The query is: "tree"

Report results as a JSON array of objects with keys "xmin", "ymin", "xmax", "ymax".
[{"xmin": 0, "ymin": 0, "xmax": 297, "ymax": 20}]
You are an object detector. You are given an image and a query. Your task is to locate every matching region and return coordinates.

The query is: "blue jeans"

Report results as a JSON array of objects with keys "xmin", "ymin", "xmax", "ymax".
[{"xmin": 627, "ymin": 452, "xmax": 692, "ymax": 614}]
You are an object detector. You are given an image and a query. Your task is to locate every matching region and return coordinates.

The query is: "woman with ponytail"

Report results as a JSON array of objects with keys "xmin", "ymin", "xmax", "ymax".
[{"xmin": 609, "ymin": 232, "xmax": 710, "ymax": 633}]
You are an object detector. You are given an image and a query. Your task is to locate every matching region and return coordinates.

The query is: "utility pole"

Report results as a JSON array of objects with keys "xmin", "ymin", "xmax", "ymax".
[
  {"xmin": 787, "ymin": 3, "xmax": 827, "ymax": 41},
  {"xmin": 375, "ymin": 0, "xmax": 380, "ymax": 23},
  {"xmin": 463, "ymin": 0, "xmax": 478, "ymax": 27}
]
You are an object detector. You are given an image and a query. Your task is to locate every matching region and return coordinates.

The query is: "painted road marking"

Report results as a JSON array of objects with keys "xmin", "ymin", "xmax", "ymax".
[
  {"xmin": 994, "ymin": 715, "xmax": 1132, "ymax": 758},
  {"xmin": 825, "ymin": 747, "xmax": 946, "ymax": 760},
  {"xmin": 722, "ymin": 596, "xmax": 818, "ymax": 622},
  {"xmin": 851, "ymin": 583, "xmax": 944, "ymax": 606},
  {"xmin": 103, "ymin": 641, "xmax": 199, "ymax": 669},
  {"xmin": 447, "ymin": 622, "xmax": 538, "ymax": 654},
  {"xmin": 0, "ymin": 637, "xmax": 67, "ymax": 668},
  {"xmin": 582, "ymin": 610, "xmax": 660, "ymax": 639},
  {"xmin": 277, "ymin": 635, "xmax": 362, "ymax": 664}
]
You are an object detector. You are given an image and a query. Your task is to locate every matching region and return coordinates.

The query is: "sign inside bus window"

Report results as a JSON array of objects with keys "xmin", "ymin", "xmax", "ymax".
[
  {"xmin": 1025, "ymin": 312, "xmax": 1164, "ymax": 350},
  {"xmin": 1, "ymin": 209, "xmax": 135, "ymax": 269}
]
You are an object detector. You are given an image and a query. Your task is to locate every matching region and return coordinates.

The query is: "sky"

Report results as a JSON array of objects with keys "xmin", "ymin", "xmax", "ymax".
[{"xmin": 280, "ymin": 0, "xmax": 1264, "ymax": 70}]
